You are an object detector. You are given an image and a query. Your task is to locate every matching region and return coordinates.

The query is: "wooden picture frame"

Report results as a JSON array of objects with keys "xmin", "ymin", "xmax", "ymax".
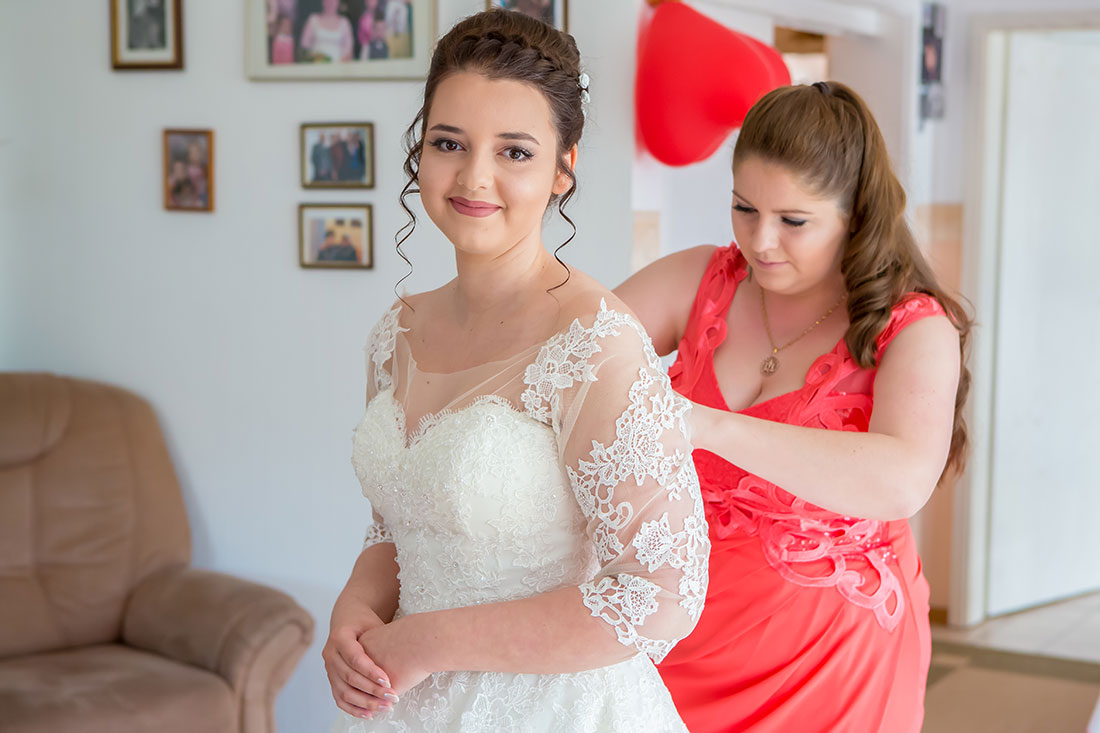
[
  {"xmin": 110, "ymin": 0, "xmax": 184, "ymax": 70},
  {"xmin": 163, "ymin": 129, "xmax": 214, "ymax": 212},
  {"xmin": 246, "ymin": 0, "xmax": 434, "ymax": 81},
  {"xmin": 300, "ymin": 123, "xmax": 375, "ymax": 189},
  {"xmin": 299, "ymin": 204, "xmax": 373, "ymax": 269},
  {"xmin": 487, "ymin": 0, "xmax": 567, "ymax": 32}
]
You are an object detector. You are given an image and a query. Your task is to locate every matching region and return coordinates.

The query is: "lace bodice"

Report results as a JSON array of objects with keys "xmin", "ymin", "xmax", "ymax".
[{"xmin": 351, "ymin": 300, "xmax": 709, "ymax": 663}]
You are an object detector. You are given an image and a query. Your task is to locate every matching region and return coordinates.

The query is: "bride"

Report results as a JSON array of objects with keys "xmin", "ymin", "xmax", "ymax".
[{"xmin": 323, "ymin": 9, "xmax": 708, "ymax": 732}]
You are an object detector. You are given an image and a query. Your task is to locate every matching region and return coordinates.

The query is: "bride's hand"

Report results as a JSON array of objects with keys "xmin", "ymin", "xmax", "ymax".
[
  {"xmin": 322, "ymin": 604, "xmax": 399, "ymax": 720},
  {"xmin": 357, "ymin": 618, "xmax": 433, "ymax": 697}
]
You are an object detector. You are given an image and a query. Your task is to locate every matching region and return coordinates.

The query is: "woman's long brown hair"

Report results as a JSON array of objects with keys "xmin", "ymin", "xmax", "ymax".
[{"xmin": 734, "ymin": 82, "xmax": 972, "ymax": 476}]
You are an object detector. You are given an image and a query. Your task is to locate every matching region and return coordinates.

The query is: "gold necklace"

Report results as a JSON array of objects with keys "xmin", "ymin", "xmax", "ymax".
[{"xmin": 759, "ymin": 285, "xmax": 847, "ymax": 376}]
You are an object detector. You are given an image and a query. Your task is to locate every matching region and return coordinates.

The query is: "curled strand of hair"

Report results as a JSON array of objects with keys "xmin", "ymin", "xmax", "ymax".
[
  {"xmin": 547, "ymin": 167, "xmax": 577, "ymax": 294},
  {"xmin": 393, "ymin": 116, "xmax": 423, "ymax": 310}
]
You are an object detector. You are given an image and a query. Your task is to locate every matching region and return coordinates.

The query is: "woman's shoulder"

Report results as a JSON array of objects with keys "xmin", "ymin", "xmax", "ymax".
[
  {"xmin": 550, "ymin": 272, "xmax": 638, "ymax": 330},
  {"xmin": 876, "ymin": 292, "xmax": 951, "ymax": 353}
]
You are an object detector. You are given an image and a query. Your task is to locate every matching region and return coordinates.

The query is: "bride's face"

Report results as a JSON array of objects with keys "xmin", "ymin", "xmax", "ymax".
[{"xmin": 418, "ymin": 71, "xmax": 572, "ymax": 258}]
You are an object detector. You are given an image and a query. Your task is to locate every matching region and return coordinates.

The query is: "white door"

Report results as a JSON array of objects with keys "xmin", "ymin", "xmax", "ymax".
[{"xmin": 986, "ymin": 29, "xmax": 1100, "ymax": 616}]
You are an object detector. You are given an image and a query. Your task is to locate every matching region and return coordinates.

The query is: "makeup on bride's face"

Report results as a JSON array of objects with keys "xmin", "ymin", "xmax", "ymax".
[
  {"xmin": 418, "ymin": 71, "xmax": 571, "ymax": 258},
  {"xmin": 730, "ymin": 155, "xmax": 850, "ymax": 297}
]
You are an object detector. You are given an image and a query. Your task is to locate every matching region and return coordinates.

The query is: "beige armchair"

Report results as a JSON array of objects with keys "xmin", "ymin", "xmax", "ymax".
[{"xmin": 0, "ymin": 373, "xmax": 314, "ymax": 733}]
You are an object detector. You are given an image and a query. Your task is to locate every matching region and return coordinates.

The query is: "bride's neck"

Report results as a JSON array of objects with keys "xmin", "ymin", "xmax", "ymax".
[{"xmin": 450, "ymin": 237, "xmax": 557, "ymax": 323}]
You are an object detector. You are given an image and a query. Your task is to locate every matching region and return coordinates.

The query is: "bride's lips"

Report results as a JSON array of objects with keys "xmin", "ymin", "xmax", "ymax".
[{"xmin": 450, "ymin": 197, "xmax": 501, "ymax": 218}]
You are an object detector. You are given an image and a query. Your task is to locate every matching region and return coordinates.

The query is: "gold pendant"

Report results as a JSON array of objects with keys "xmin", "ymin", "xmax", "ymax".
[{"xmin": 761, "ymin": 354, "xmax": 779, "ymax": 376}]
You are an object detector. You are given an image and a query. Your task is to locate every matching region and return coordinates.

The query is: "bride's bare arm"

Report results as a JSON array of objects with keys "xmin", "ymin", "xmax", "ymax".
[{"xmin": 323, "ymin": 536, "xmax": 401, "ymax": 718}]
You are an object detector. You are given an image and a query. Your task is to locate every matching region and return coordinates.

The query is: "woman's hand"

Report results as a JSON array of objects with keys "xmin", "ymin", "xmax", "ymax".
[
  {"xmin": 357, "ymin": 616, "xmax": 434, "ymax": 696},
  {"xmin": 322, "ymin": 601, "xmax": 399, "ymax": 720}
]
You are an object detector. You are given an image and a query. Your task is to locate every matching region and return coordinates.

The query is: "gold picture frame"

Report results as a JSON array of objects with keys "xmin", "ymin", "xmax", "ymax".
[
  {"xmin": 299, "ymin": 204, "xmax": 373, "ymax": 269},
  {"xmin": 110, "ymin": 0, "xmax": 184, "ymax": 70},
  {"xmin": 300, "ymin": 123, "xmax": 375, "ymax": 189},
  {"xmin": 163, "ymin": 128, "xmax": 214, "ymax": 212}
]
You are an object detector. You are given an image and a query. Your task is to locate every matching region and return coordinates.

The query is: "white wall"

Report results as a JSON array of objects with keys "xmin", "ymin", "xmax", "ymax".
[
  {"xmin": 0, "ymin": 1, "xmax": 638, "ymax": 729},
  {"xmin": 927, "ymin": 0, "xmax": 1100, "ymax": 203}
]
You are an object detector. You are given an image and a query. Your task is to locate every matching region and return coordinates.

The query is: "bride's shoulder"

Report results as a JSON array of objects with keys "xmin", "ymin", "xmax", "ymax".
[
  {"xmin": 550, "ymin": 272, "xmax": 642, "ymax": 333},
  {"xmin": 380, "ymin": 285, "xmax": 449, "ymax": 333}
]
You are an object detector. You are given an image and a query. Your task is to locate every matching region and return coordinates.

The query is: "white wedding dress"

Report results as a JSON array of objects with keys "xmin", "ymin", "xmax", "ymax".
[{"xmin": 334, "ymin": 300, "xmax": 709, "ymax": 733}]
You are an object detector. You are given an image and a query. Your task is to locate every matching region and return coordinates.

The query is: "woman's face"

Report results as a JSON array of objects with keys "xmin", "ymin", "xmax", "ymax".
[
  {"xmin": 321, "ymin": 0, "xmax": 338, "ymax": 15},
  {"xmin": 418, "ymin": 71, "xmax": 572, "ymax": 258},
  {"xmin": 731, "ymin": 155, "xmax": 849, "ymax": 296}
]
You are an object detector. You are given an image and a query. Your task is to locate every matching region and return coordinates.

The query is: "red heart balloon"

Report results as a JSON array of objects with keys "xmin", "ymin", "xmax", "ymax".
[{"xmin": 636, "ymin": 3, "xmax": 791, "ymax": 166}]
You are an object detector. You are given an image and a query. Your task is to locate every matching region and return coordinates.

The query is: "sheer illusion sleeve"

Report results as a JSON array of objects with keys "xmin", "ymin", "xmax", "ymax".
[
  {"xmin": 524, "ymin": 301, "xmax": 710, "ymax": 663},
  {"xmin": 364, "ymin": 303, "xmax": 403, "ymax": 406},
  {"xmin": 360, "ymin": 304, "xmax": 404, "ymax": 550}
]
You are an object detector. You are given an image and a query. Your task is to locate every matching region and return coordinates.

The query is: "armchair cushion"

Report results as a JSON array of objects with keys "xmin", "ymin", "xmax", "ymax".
[
  {"xmin": 0, "ymin": 644, "xmax": 237, "ymax": 733},
  {"xmin": 123, "ymin": 566, "xmax": 314, "ymax": 694}
]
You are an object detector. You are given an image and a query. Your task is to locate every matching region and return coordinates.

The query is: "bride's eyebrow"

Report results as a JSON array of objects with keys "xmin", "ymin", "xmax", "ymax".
[
  {"xmin": 498, "ymin": 132, "xmax": 540, "ymax": 146},
  {"xmin": 426, "ymin": 125, "xmax": 540, "ymax": 147},
  {"xmin": 428, "ymin": 124, "xmax": 463, "ymax": 134}
]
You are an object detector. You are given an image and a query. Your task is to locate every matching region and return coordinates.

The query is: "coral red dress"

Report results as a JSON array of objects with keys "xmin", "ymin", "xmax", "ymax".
[{"xmin": 658, "ymin": 246, "xmax": 942, "ymax": 733}]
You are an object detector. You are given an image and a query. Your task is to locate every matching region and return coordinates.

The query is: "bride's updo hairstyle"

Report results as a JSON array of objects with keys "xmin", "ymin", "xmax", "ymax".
[
  {"xmin": 396, "ymin": 9, "xmax": 587, "ymax": 266},
  {"xmin": 733, "ymin": 81, "xmax": 972, "ymax": 477}
]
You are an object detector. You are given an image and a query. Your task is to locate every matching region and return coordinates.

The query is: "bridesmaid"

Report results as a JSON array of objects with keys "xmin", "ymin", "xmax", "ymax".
[{"xmin": 616, "ymin": 81, "xmax": 972, "ymax": 732}]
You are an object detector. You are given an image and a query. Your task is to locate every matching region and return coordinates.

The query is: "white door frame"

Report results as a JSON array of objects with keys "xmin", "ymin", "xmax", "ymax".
[{"xmin": 951, "ymin": 11, "xmax": 1100, "ymax": 627}]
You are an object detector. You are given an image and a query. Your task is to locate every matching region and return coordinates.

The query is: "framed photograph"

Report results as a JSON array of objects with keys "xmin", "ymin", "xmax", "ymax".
[
  {"xmin": 110, "ymin": 0, "xmax": 184, "ymax": 70},
  {"xmin": 301, "ymin": 123, "xmax": 375, "ymax": 189},
  {"xmin": 299, "ymin": 204, "xmax": 373, "ymax": 268},
  {"xmin": 163, "ymin": 129, "xmax": 214, "ymax": 212},
  {"xmin": 487, "ymin": 0, "xmax": 567, "ymax": 32},
  {"xmin": 247, "ymin": 0, "xmax": 434, "ymax": 81},
  {"xmin": 919, "ymin": 2, "xmax": 945, "ymax": 122}
]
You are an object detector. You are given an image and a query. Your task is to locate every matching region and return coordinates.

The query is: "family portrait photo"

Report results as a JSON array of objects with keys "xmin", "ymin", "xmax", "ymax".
[
  {"xmin": 488, "ymin": 0, "xmax": 566, "ymax": 31},
  {"xmin": 301, "ymin": 123, "xmax": 374, "ymax": 188},
  {"xmin": 110, "ymin": 0, "xmax": 183, "ymax": 69},
  {"xmin": 299, "ymin": 204, "xmax": 373, "ymax": 268},
  {"xmin": 162, "ymin": 129, "xmax": 213, "ymax": 212},
  {"xmin": 248, "ymin": 0, "xmax": 431, "ymax": 79}
]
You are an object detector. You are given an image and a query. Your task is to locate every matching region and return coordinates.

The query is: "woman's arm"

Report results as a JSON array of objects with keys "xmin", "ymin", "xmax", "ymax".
[
  {"xmin": 613, "ymin": 245, "xmax": 715, "ymax": 356},
  {"xmin": 695, "ymin": 314, "xmax": 961, "ymax": 520},
  {"xmin": 359, "ymin": 585, "xmax": 641, "ymax": 695},
  {"xmin": 341, "ymin": 18, "xmax": 354, "ymax": 61},
  {"xmin": 300, "ymin": 14, "xmax": 316, "ymax": 53},
  {"xmin": 323, "ymin": 532, "xmax": 401, "ymax": 719}
]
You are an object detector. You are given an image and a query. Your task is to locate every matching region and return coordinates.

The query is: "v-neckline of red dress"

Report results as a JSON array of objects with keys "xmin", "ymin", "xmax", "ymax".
[{"xmin": 703, "ymin": 251, "xmax": 849, "ymax": 417}]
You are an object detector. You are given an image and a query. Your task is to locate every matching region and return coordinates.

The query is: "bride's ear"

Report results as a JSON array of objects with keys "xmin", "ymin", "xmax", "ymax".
[{"xmin": 552, "ymin": 145, "xmax": 578, "ymax": 195}]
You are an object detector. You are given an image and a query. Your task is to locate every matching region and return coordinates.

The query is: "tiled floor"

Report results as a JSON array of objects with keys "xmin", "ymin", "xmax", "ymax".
[
  {"xmin": 931, "ymin": 591, "xmax": 1100, "ymax": 662},
  {"xmin": 924, "ymin": 642, "xmax": 1100, "ymax": 732},
  {"xmin": 925, "ymin": 591, "xmax": 1100, "ymax": 732}
]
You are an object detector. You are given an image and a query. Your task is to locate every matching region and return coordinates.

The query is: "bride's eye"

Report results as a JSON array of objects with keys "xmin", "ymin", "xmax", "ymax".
[
  {"xmin": 428, "ymin": 138, "xmax": 463, "ymax": 153},
  {"xmin": 503, "ymin": 146, "xmax": 534, "ymax": 162}
]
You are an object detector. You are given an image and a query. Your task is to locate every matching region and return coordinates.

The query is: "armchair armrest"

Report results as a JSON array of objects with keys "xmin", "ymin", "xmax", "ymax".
[{"xmin": 123, "ymin": 566, "xmax": 314, "ymax": 733}]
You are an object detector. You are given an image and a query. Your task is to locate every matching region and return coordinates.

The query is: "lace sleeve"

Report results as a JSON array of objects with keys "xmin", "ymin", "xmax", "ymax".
[
  {"xmin": 528, "ymin": 302, "xmax": 709, "ymax": 663},
  {"xmin": 360, "ymin": 304, "xmax": 404, "ymax": 549},
  {"xmin": 364, "ymin": 303, "xmax": 404, "ymax": 406}
]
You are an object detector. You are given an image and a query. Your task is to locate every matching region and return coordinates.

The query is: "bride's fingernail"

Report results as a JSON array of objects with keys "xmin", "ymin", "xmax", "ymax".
[
  {"xmin": 377, "ymin": 677, "xmax": 389, "ymax": 686},
  {"xmin": 384, "ymin": 693, "xmax": 399, "ymax": 702}
]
